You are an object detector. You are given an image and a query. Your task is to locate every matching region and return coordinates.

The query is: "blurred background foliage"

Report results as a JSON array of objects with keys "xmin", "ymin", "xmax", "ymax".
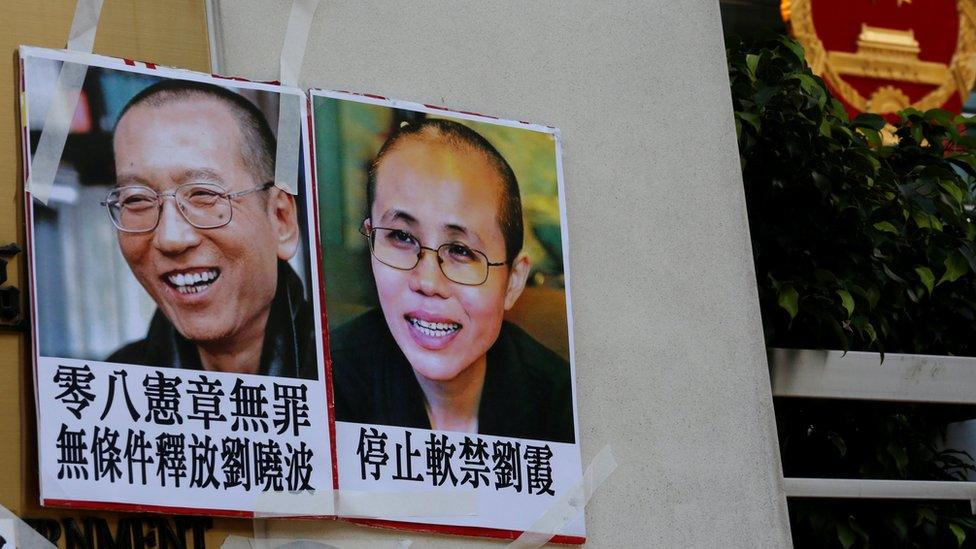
[
  {"xmin": 731, "ymin": 36, "xmax": 976, "ymax": 357},
  {"xmin": 728, "ymin": 35, "xmax": 976, "ymax": 547}
]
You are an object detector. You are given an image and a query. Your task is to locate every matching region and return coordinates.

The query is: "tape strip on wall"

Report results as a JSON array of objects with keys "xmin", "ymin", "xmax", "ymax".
[
  {"xmin": 273, "ymin": 0, "xmax": 320, "ymax": 195},
  {"xmin": 25, "ymin": 0, "xmax": 104, "ymax": 205},
  {"xmin": 507, "ymin": 445, "xmax": 618, "ymax": 548},
  {"xmin": 0, "ymin": 504, "xmax": 57, "ymax": 549}
]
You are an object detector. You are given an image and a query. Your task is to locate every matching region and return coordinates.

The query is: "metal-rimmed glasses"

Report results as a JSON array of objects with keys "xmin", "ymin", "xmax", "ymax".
[
  {"xmin": 361, "ymin": 224, "xmax": 506, "ymax": 286},
  {"xmin": 101, "ymin": 182, "xmax": 273, "ymax": 233}
]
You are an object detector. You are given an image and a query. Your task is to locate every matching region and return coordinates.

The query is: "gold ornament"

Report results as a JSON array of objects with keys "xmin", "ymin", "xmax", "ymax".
[
  {"xmin": 784, "ymin": 0, "xmax": 976, "ymax": 113},
  {"xmin": 866, "ymin": 85, "xmax": 912, "ymax": 113}
]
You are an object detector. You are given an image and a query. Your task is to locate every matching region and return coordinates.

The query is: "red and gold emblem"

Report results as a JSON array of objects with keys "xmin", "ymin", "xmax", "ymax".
[{"xmin": 783, "ymin": 0, "xmax": 976, "ymax": 117}]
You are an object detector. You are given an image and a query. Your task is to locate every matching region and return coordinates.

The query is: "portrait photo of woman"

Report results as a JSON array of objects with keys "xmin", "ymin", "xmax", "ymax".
[{"xmin": 314, "ymin": 93, "xmax": 577, "ymax": 444}]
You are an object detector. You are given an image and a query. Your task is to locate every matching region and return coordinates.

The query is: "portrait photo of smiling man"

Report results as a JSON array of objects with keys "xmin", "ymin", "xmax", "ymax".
[
  {"xmin": 23, "ymin": 50, "xmax": 333, "ymax": 515},
  {"xmin": 104, "ymin": 80, "xmax": 316, "ymax": 379},
  {"xmin": 25, "ymin": 55, "xmax": 320, "ymax": 381},
  {"xmin": 314, "ymin": 93, "xmax": 578, "ymax": 444}
]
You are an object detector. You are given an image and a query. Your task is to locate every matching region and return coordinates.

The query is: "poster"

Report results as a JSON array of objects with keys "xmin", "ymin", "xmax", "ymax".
[
  {"xmin": 312, "ymin": 90, "xmax": 584, "ymax": 541},
  {"xmin": 21, "ymin": 47, "xmax": 332, "ymax": 516}
]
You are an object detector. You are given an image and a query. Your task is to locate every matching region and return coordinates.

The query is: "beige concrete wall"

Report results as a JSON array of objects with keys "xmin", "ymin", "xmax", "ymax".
[
  {"xmin": 211, "ymin": 1, "xmax": 793, "ymax": 546},
  {"xmin": 0, "ymin": 1, "xmax": 792, "ymax": 545}
]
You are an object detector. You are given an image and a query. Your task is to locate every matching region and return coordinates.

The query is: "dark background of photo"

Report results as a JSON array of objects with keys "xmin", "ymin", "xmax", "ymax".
[
  {"xmin": 313, "ymin": 96, "xmax": 570, "ymax": 360},
  {"xmin": 26, "ymin": 57, "xmax": 313, "ymax": 361}
]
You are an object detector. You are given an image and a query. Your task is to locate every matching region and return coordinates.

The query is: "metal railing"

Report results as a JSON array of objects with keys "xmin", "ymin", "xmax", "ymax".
[{"xmin": 769, "ymin": 348, "xmax": 976, "ymax": 509}]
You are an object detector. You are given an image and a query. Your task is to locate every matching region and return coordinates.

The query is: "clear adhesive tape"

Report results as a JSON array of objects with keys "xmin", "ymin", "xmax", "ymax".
[
  {"xmin": 26, "ymin": 0, "xmax": 104, "ymax": 205},
  {"xmin": 66, "ymin": 0, "xmax": 104, "ymax": 52},
  {"xmin": 273, "ymin": 0, "xmax": 320, "ymax": 195},
  {"xmin": 0, "ymin": 503, "xmax": 58, "ymax": 549},
  {"xmin": 507, "ymin": 445, "xmax": 618, "ymax": 548},
  {"xmin": 273, "ymin": 93, "xmax": 302, "ymax": 196},
  {"xmin": 279, "ymin": 0, "xmax": 319, "ymax": 87}
]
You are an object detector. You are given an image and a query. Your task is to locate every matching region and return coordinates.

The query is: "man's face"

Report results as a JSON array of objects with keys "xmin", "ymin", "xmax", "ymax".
[
  {"xmin": 113, "ymin": 97, "xmax": 291, "ymax": 348},
  {"xmin": 371, "ymin": 137, "xmax": 527, "ymax": 383}
]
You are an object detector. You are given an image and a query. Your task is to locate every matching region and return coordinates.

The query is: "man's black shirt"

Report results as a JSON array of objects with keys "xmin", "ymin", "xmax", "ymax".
[{"xmin": 107, "ymin": 261, "xmax": 318, "ymax": 380}]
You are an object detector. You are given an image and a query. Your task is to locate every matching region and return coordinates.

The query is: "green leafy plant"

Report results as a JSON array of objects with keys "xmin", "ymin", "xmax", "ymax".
[
  {"xmin": 730, "ymin": 36, "xmax": 976, "ymax": 356},
  {"xmin": 728, "ymin": 35, "xmax": 976, "ymax": 547}
]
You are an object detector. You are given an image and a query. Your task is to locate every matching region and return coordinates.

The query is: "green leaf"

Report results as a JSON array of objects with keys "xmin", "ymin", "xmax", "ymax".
[
  {"xmin": 779, "ymin": 36, "xmax": 806, "ymax": 63},
  {"xmin": 814, "ymin": 269, "xmax": 836, "ymax": 283},
  {"xmin": 939, "ymin": 251, "xmax": 969, "ymax": 285},
  {"xmin": 924, "ymin": 108, "xmax": 953, "ymax": 125},
  {"xmin": 831, "ymin": 98, "xmax": 849, "ymax": 121},
  {"xmin": 873, "ymin": 221, "xmax": 899, "ymax": 234},
  {"xmin": 849, "ymin": 519, "xmax": 870, "ymax": 544},
  {"xmin": 916, "ymin": 507, "xmax": 938, "ymax": 526},
  {"xmin": 820, "ymin": 119, "xmax": 831, "ymax": 137},
  {"xmin": 882, "ymin": 264, "xmax": 905, "ymax": 283},
  {"xmin": 887, "ymin": 443, "xmax": 910, "ymax": 475},
  {"xmin": 836, "ymin": 289, "xmax": 854, "ymax": 317},
  {"xmin": 737, "ymin": 111, "xmax": 760, "ymax": 133},
  {"xmin": 827, "ymin": 432, "xmax": 847, "ymax": 456},
  {"xmin": 753, "ymin": 86, "xmax": 777, "ymax": 107},
  {"xmin": 853, "ymin": 112, "xmax": 886, "ymax": 130},
  {"xmin": 961, "ymin": 246, "xmax": 976, "ymax": 271},
  {"xmin": 790, "ymin": 74, "xmax": 826, "ymax": 107},
  {"xmin": 948, "ymin": 156, "xmax": 976, "ymax": 177},
  {"xmin": 745, "ymin": 54, "xmax": 759, "ymax": 80},
  {"xmin": 860, "ymin": 127, "xmax": 882, "ymax": 148},
  {"xmin": 837, "ymin": 522, "xmax": 856, "ymax": 549},
  {"xmin": 856, "ymin": 151, "xmax": 881, "ymax": 172},
  {"xmin": 901, "ymin": 106, "xmax": 924, "ymax": 119},
  {"xmin": 864, "ymin": 322, "xmax": 877, "ymax": 344},
  {"xmin": 915, "ymin": 266, "xmax": 935, "ymax": 294},
  {"xmin": 779, "ymin": 285, "xmax": 799, "ymax": 319},
  {"xmin": 939, "ymin": 180, "xmax": 965, "ymax": 205},
  {"xmin": 911, "ymin": 123, "xmax": 924, "ymax": 144},
  {"xmin": 949, "ymin": 523, "xmax": 966, "ymax": 547},
  {"xmin": 954, "ymin": 113, "xmax": 976, "ymax": 126},
  {"xmin": 913, "ymin": 212, "xmax": 943, "ymax": 231},
  {"xmin": 865, "ymin": 286, "xmax": 880, "ymax": 309},
  {"xmin": 887, "ymin": 514, "xmax": 908, "ymax": 539}
]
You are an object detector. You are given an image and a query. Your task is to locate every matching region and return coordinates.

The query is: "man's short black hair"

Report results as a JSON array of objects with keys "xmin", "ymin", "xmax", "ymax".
[
  {"xmin": 366, "ymin": 118, "xmax": 524, "ymax": 265},
  {"xmin": 115, "ymin": 79, "xmax": 277, "ymax": 184}
]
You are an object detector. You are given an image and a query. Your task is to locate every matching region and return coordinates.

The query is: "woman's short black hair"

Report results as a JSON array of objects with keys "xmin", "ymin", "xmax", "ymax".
[{"xmin": 366, "ymin": 118, "xmax": 523, "ymax": 265}]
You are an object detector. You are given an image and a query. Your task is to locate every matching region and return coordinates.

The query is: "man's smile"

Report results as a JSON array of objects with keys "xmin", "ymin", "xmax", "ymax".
[{"xmin": 161, "ymin": 267, "xmax": 221, "ymax": 295}]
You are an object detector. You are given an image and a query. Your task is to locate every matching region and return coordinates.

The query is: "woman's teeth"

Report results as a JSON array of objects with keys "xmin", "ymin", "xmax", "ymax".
[{"xmin": 408, "ymin": 317, "xmax": 461, "ymax": 337}]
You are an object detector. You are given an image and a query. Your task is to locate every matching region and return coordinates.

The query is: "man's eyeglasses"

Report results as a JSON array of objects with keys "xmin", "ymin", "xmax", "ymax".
[
  {"xmin": 101, "ymin": 182, "xmax": 273, "ymax": 233},
  {"xmin": 362, "ymin": 225, "xmax": 506, "ymax": 286}
]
